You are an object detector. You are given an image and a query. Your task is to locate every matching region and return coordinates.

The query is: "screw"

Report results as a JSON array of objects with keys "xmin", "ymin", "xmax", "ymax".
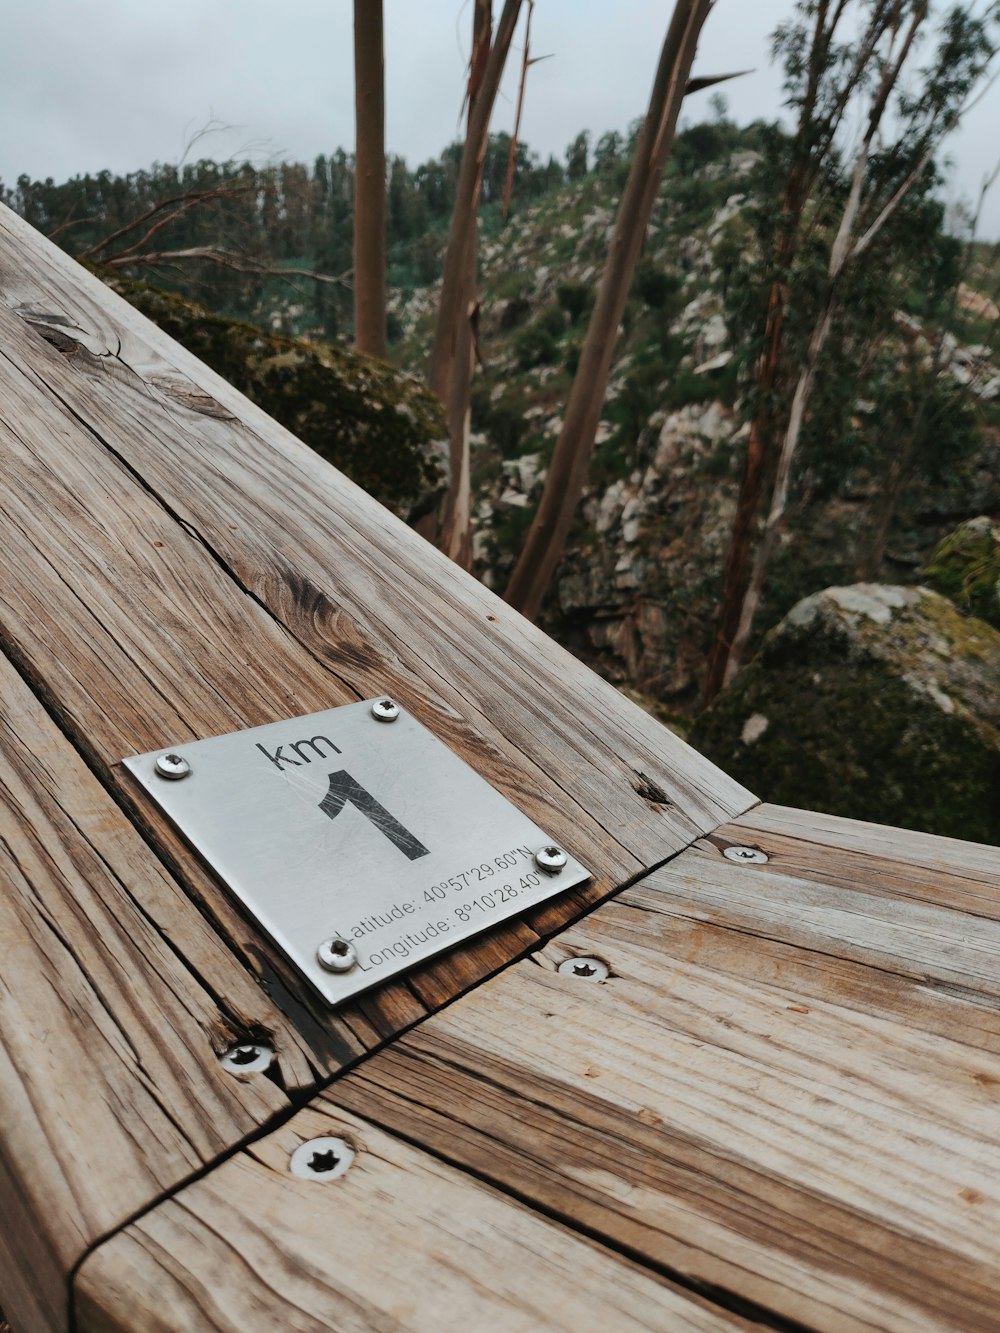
[
  {"xmin": 219, "ymin": 1042, "xmax": 274, "ymax": 1074},
  {"xmin": 289, "ymin": 1135, "xmax": 355, "ymax": 1182},
  {"xmin": 558, "ymin": 956, "xmax": 609, "ymax": 981},
  {"xmin": 154, "ymin": 752, "xmax": 190, "ymax": 780},
  {"xmin": 534, "ymin": 844, "xmax": 568, "ymax": 875},
  {"xmin": 317, "ymin": 937, "xmax": 358, "ymax": 973},
  {"xmin": 371, "ymin": 697, "xmax": 400, "ymax": 723},
  {"xmin": 723, "ymin": 845, "xmax": 769, "ymax": 864}
]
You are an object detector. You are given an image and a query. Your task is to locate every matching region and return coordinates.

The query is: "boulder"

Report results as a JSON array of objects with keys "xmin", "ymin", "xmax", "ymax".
[
  {"xmin": 100, "ymin": 273, "xmax": 447, "ymax": 519},
  {"xmin": 921, "ymin": 517, "xmax": 1000, "ymax": 629},
  {"xmin": 690, "ymin": 584, "xmax": 1000, "ymax": 843}
]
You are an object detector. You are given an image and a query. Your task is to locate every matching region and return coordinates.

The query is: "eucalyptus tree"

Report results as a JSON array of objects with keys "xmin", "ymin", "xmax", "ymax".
[
  {"xmin": 429, "ymin": 0, "xmax": 525, "ymax": 569},
  {"xmin": 353, "ymin": 0, "xmax": 387, "ymax": 357},
  {"xmin": 703, "ymin": 0, "xmax": 1000, "ymax": 702},
  {"xmin": 503, "ymin": 0, "xmax": 718, "ymax": 620}
]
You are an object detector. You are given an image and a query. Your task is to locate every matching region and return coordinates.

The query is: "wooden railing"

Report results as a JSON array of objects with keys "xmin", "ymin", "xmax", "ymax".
[{"xmin": 1, "ymin": 203, "xmax": 998, "ymax": 1332}]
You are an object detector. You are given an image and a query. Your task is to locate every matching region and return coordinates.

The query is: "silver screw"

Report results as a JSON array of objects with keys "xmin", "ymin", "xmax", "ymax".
[
  {"xmin": 371, "ymin": 697, "xmax": 400, "ymax": 722},
  {"xmin": 723, "ymin": 845, "xmax": 769, "ymax": 864},
  {"xmin": 154, "ymin": 752, "xmax": 190, "ymax": 780},
  {"xmin": 289, "ymin": 1135, "xmax": 354, "ymax": 1182},
  {"xmin": 219, "ymin": 1042, "xmax": 274, "ymax": 1074},
  {"xmin": 534, "ymin": 844, "xmax": 568, "ymax": 875},
  {"xmin": 317, "ymin": 937, "xmax": 358, "ymax": 973},
  {"xmin": 558, "ymin": 956, "xmax": 609, "ymax": 981}
]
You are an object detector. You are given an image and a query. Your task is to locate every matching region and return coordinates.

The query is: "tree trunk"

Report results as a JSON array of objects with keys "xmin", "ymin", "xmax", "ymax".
[
  {"xmin": 724, "ymin": 303, "xmax": 834, "ymax": 680},
  {"xmin": 353, "ymin": 0, "xmax": 387, "ymax": 358},
  {"xmin": 503, "ymin": 0, "xmax": 535, "ymax": 220},
  {"xmin": 428, "ymin": 0, "xmax": 521, "ymax": 565},
  {"xmin": 428, "ymin": 0, "xmax": 523, "ymax": 409},
  {"xmin": 504, "ymin": 0, "xmax": 713, "ymax": 621},
  {"xmin": 705, "ymin": 1, "xmax": 932, "ymax": 695},
  {"xmin": 700, "ymin": 0, "xmax": 840, "ymax": 706},
  {"xmin": 437, "ymin": 0, "xmax": 493, "ymax": 570},
  {"xmin": 700, "ymin": 253, "xmax": 794, "ymax": 704}
]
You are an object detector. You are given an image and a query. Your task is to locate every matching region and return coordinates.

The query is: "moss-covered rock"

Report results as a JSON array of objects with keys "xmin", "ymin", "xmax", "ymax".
[
  {"xmin": 101, "ymin": 274, "xmax": 447, "ymax": 518},
  {"xmin": 921, "ymin": 517, "xmax": 1000, "ymax": 629},
  {"xmin": 690, "ymin": 584, "xmax": 1000, "ymax": 843}
]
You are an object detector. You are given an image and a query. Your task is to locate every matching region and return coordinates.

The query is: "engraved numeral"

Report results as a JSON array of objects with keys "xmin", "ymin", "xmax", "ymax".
[{"xmin": 318, "ymin": 770, "xmax": 429, "ymax": 861}]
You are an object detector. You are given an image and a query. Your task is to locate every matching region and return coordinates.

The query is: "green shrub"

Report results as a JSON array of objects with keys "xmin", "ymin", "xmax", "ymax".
[
  {"xmin": 634, "ymin": 263, "xmax": 682, "ymax": 310},
  {"xmin": 514, "ymin": 305, "xmax": 565, "ymax": 369},
  {"xmin": 556, "ymin": 280, "xmax": 594, "ymax": 324}
]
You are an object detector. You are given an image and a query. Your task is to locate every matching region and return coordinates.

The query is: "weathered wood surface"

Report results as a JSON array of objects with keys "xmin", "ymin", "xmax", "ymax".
[
  {"xmin": 0, "ymin": 651, "xmax": 291, "ymax": 1333},
  {"xmin": 74, "ymin": 1101, "xmax": 752, "ymax": 1333},
  {"xmin": 6, "ymin": 205, "xmax": 1000, "ymax": 1333},
  {"xmin": 0, "ymin": 200, "xmax": 753, "ymax": 1023},
  {"xmin": 0, "ymin": 205, "xmax": 753, "ymax": 1331},
  {"xmin": 299, "ymin": 805, "xmax": 1000, "ymax": 1332},
  {"xmin": 723, "ymin": 802, "xmax": 1000, "ymax": 914}
]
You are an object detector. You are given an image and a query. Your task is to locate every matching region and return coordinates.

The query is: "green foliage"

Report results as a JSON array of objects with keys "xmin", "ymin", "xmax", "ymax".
[
  {"xmin": 633, "ymin": 263, "xmax": 682, "ymax": 311},
  {"xmin": 565, "ymin": 131, "xmax": 590, "ymax": 180},
  {"xmin": 472, "ymin": 384, "xmax": 537, "ymax": 458},
  {"xmin": 922, "ymin": 519, "xmax": 1000, "ymax": 628},
  {"xmin": 12, "ymin": 132, "xmax": 569, "ymax": 346},
  {"xmin": 663, "ymin": 361, "xmax": 740, "ymax": 411},
  {"xmin": 514, "ymin": 303, "xmax": 565, "ymax": 368},
  {"xmin": 556, "ymin": 280, "xmax": 594, "ymax": 324}
]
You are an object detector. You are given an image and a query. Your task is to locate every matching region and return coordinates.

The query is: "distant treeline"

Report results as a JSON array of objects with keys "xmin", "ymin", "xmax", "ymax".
[{"xmin": 1, "ymin": 118, "xmax": 756, "ymax": 340}]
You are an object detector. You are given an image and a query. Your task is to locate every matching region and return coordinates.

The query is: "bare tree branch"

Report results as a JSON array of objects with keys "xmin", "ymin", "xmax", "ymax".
[
  {"xmin": 102, "ymin": 246, "xmax": 353, "ymax": 288},
  {"xmin": 81, "ymin": 184, "xmax": 255, "ymax": 259},
  {"xmin": 503, "ymin": 0, "xmax": 537, "ymax": 221}
]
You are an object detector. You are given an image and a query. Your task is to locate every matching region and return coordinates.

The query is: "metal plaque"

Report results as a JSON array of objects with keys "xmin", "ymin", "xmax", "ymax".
[{"xmin": 123, "ymin": 699, "xmax": 590, "ymax": 1005}]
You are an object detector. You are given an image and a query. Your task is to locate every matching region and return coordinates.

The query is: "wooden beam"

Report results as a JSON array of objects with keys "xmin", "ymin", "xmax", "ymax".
[
  {"xmin": 0, "ymin": 204, "xmax": 754, "ymax": 1029},
  {"xmin": 0, "ymin": 203, "xmax": 753, "ymax": 1328},
  {"xmin": 74, "ymin": 1101, "xmax": 752, "ymax": 1333},
  {"xmin": 310, "ymin": 809, "xmax": 1000, "ymax": 1331},
  {"xmin": 0, "ymin": 651, "xmax": 291, "ymax": 1332}
]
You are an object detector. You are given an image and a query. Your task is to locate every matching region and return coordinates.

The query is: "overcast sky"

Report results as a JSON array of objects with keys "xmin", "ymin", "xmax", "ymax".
[{"xmin": 3, "ymin": 1, "xmax": 999, "ymax": 236}]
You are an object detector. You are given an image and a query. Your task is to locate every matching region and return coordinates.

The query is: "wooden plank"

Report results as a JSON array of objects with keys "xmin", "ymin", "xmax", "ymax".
[
  {"xmin": 0, "ymin": 283, "xmax": 603, "ymax": 1061},
  {"xmin": 0, "ymin": 204, "xmax": 752, "ymax": 1329},
  {"xmin": 0, "ymin": 206, "xmax": 754, "ymax": 1028},
  {"xmin": 321, "ymin": 815, "xmax": 1000, "ymax": 1332},
  {"xmin": 73, "ymin": 1100, "xmax": 752, "ymax": 1333},
  {"xmin": 0, "ymin": 650, "xmax": 296, "ymax": 1333},
  {"xmin": 0, "ymin": 203, "xmax": 754, "ymax": 882},
  {"xmin": 720, "ymin": 803, "xmax": 1000, "ymax": 916},
  {"xmin": 0, "ymin": 315, "xmax": 429, "ymax": 1068}
]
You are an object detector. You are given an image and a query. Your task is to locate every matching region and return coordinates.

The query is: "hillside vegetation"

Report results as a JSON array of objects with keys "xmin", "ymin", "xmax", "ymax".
[{"xmin": 8, "ymin": 117, "xmax": 999, "ymax": 836}]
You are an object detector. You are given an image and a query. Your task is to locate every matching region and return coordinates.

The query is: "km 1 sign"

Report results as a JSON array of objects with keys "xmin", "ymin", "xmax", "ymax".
[{"xmin": 124, "ymin": 699, "xmax": 590, "ymax": 1004}]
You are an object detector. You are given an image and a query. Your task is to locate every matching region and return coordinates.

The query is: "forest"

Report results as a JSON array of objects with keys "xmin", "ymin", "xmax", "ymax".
[{"xmin": 5, "ymin": 0, "xmax": 999, "ymax": 842}]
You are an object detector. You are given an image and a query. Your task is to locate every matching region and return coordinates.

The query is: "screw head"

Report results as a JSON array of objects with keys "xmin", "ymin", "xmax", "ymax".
[
  {"xmin": 289, "ymin": 1135, "xmax": 355, "ymax": 1182},
  {"xmin": 317, "ymin": 937, "xmax": 358, "ymax": 973},
  {"xmin": 558, "ymin": 956, "xmax": 609, "ymax": 981},
  {"xmin": 534, "ymin": 844, "xmax": 568, "ymax": 875},
  {"xmin": 219, "ymin": 1042, "xmax": 274, "ymax": 1074},
  {"xmin": 723, "ymin": 845, "xmax": 769, "ymax": 864},
  {"xmin": 154, "ymin": 752, "xmax": 190, "ymax": 780},
  {"xmin": 371, "ymin": 697, "xmax": 400, "ymax": 722}
]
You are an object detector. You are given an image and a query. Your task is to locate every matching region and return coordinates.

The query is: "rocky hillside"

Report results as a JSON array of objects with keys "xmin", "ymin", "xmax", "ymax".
[
  {"xmin": 394, "ymin": 141, "xmax": 1000, "ymax": 715},
  {"xmin": 69, "ymin": 128, "xmax": 999, "ymax": 841}
]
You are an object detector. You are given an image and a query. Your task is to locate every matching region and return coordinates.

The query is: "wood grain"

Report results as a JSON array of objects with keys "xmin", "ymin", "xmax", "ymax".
[
  {"xmin": 322, "ymin": 815, "xmax": 1000, "ymax": 1332},
  {"xmin": 0, "ymin": 203, "xmax": 754, "ymax": 1036},
  {"xmin": 0, "ymin": 309, "xmax": 427, "ymax": 1070},
  {"xmin": 0, "ymin": 203, "xmax": 753, "ymax": 1329},
  {"xmin": 720, "ymin": 802, "xmax": 1000, "ymax": 916},
  {"xmin": 0, "ymin": 203, "xmax": 754, "ymax": 881},
  {"xmin": 0, "ymin": 650, "xmax": 293, "ymax": 1333},
  {"xmin": 74, "ymin": 1100, "xmax": 752, "ymax": 1333}
]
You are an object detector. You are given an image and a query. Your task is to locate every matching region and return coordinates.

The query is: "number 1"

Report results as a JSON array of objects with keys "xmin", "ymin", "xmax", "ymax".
[{"xmin": 318, "ymin": 770, "xmax": 429, "ymax": 861}]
